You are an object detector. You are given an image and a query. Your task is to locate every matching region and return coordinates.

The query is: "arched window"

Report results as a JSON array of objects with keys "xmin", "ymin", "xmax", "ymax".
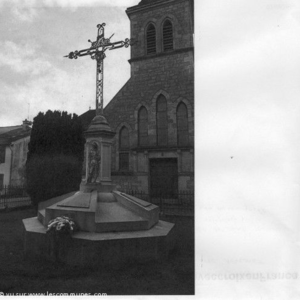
[
  {"xmin": 119, "ymin": 126, "xmax": 129, "ymax": 149},
  {"xmin": 138, "ymin": 107, "xmax": 148, "ymax": 146},
  {"xmin": 163, "ymin": 20, "xmax": 173, "ymax": 52},
  {"xmin": 146, "ymin": 23, "xmax": 156, "ymax": 54},
  {"xmin": 177, "ymin": 102, "xmax": 189, "ymax": 146},
  {"xmin": 156, "ymin": 95, "xmax": 168, "ymax": 146},
  {"xmin": 119, "ymin": 126, "xmax": 129, "ymax": 171}
]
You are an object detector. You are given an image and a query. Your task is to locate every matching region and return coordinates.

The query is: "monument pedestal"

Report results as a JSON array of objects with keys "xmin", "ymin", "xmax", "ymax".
[
  {"xmin": 23, "ymin": 188, "xmax": 175, "ymax": 266},
  {"xmin": 23, "ymin": 217, "xmax": 175, "ymax": 267},
  {"xmin": 23, "ymin": 113, "xmax": 175, "ymax": 266}
]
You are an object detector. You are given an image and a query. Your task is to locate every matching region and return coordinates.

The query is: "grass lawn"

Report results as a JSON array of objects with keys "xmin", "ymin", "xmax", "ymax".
[{"xmin": 0, "ymin": 207, "xmax": 194, "ymax": 295}]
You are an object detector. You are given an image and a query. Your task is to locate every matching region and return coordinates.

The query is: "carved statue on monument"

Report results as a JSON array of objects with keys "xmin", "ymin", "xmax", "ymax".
[{"xmin": 87, "ymin": 142, "xmax": 101, "ymax": 183}]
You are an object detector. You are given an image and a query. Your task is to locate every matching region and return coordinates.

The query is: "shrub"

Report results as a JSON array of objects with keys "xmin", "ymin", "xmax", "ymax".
[{"xmin": 26, "ymin": 110, "xmax": 85, "ymax": 207}]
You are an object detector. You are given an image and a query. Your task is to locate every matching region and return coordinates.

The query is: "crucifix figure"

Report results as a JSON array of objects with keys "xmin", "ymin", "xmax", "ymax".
[{"xmin": 64, "ymin": 23, "xmax": 132, "ymax": 115}]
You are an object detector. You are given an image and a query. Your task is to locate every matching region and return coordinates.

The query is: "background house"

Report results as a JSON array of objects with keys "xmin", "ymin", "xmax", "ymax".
[
  {"xmin": 0, "ymin": 120, "xmax": 32, "ymax": 188},
  {"xmin": 81, "ymin": 0, "xmax": 194, "ymax": 196}
]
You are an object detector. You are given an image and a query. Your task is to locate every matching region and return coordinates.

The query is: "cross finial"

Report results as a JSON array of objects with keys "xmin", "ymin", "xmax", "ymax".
[{"xmin": 64, "ymin": 24, "xmax": 133, "ymax": 116}]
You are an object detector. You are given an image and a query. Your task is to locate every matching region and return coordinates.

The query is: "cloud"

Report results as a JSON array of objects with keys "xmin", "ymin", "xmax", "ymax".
[
  {"xmin": 0, "ymin": 41, "xmax": 52, "ymax": 75},
  {"xmin": 0, "ymin": 38, "xmax": 95, "ymax": 125},
  {"xmin": 0, "ymin": 3, "xmax": 132, "ymax": 127},
  {"xmin": 42, "ymin": 0, "xmax": 139, "ymax": 8},
  {"xmin": 3, "ymin": 0, "xmax": 139, "ymax": 9},
  {"xmin": 0, "ymin": 62, "xmax": 95, "ymax": 125},
  {"xmin": 0, "ymin": 42, "xmax": 130, "ymax": 126},
  {"xmin": 11, "ymin": 5, "xmax": 38, "ymax": 22},
  {"xmin": 1, "ymin": 0, "xmax": 139, "ymax": 23}
]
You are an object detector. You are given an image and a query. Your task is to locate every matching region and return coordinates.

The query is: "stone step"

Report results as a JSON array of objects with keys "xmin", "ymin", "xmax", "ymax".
[
  {"xmin": 44, "ymin": 191, "xmax": 98, "ymax": 233},
  {"xmin": 97, "ymin": 192, "xmax": 116, "ymax": 203},
  {"xmin": 37, "ymin": 209, "xmax": 45, "ymax": 226},
  {"xmin": 45, "ymin": 207, "xmax": 97, "ymax": 232},
  {"xmin": 113, "ymin": 191, "xmax": 159, "ymax": 228},
  {"xmin": 38, "ymin": 191, "xmax": 77, "ymax": 210},
  {"xmin": 95, "ymin": 202, "xmax": 148, "ymax": 232},
  {"xmin": 57, "ymin": 191, "xmax": 91, "ymax": 208}
]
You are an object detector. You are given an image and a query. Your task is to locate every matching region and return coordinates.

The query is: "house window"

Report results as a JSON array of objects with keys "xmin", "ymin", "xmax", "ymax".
[
  {"xmin": 163, "ymin": 20, "xmax": 173, "ymax": 52},
  {"xmin": 0, "ymin": 174, "xmax": 3, "ymax": 189},
  {"xmin": 156, "ymin": 95, "xmax": 168, "ymax": 146},
  {"xmin": 119, "ymin": 126, "xmax": 129, "ymax": 171},
  {"xmin": 177, "ymin": 102, "xmax": 189, "ymax": 146},
  {"xmin": 138, "ymin": 107, "xmax": 148, "ymax": 146},
  {"xmin": 146, "ymin": 23, "xmax": 156, "ymax": 54},
  {"xmin": 0, "ymin": 146, "xmax": 5, "ymax": 164}
]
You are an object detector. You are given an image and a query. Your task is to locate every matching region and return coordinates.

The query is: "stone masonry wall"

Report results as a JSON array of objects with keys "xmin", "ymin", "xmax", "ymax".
[
  {"xmin": 11, "ymin": 136, "xmax": 30, "ymax": 186},
  {"xmin": 105, "ymin": 50, "xmax": 194, "ymax": 150},
  {"xmin": 129, "ymin": 0, "xmax": 193, "ymax": 59},
  {"xmin": 104, "ymin": 0, "xmax": 194, "ymax": 192}
]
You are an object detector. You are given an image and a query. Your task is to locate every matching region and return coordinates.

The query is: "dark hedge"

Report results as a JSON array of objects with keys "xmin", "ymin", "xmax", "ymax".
[{"xmin": 26, "ymin": 110, "xmax": 85, "ymax": 207}]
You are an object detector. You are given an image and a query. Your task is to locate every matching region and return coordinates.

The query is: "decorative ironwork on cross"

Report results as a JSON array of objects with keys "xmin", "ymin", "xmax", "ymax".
[{"xmin": 64, "ymin": 23, "xmax": 133, "ymax": 115}]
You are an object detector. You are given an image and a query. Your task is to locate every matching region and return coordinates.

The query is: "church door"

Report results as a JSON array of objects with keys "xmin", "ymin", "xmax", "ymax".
[{"xmin": 149, "ymin": 158, "xmax": 178, "ymax": 199}]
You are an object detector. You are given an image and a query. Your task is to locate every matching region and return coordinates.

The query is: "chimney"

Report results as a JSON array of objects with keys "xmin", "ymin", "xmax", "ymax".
[{"xmin": 22, "ymin": 119, "xmax": 32, "ymax": 129}]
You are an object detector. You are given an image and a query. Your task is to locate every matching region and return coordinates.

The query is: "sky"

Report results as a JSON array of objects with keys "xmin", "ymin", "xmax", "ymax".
[{"xmin": 0, "ymin": 0, "xmax": 140, "ymax": 126}]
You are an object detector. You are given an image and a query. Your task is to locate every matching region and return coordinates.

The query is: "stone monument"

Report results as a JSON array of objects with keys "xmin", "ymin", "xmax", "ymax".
[
  {"xmin": 22, "ymin": 112, "xmax": 175, "ymax": 266},
  {"xmin": 22, "ymin": 24, "xmax": 175, "ymax": 266}
]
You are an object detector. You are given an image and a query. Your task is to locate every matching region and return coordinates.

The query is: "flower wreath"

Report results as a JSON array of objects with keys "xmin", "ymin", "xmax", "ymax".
[{"xmin": 46, "ymin": 216, "xmax": 78, "ymax": 236}]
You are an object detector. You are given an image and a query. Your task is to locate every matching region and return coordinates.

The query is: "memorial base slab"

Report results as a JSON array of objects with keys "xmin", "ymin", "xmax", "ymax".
[{"xmin": 23, "ymin": 184, "xmax": 175, "ymax": 266}]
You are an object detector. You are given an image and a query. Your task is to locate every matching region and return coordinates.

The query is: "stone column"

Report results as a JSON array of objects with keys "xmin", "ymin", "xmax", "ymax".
[{"xmin": 80, "ymin": 114, "xmax": 116, "ymax": 192}]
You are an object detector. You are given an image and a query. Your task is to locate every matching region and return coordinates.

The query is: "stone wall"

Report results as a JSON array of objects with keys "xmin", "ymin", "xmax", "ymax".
[
  {"xmin": 104, "ymin": 0, "xmax": 194, "ymax": 193},
  {"xmin": 105, "ymin": 52, "xmax": 194, "ymax": 148},
  {"xmin": 11, "ymin": 136, "xmax": 30, "ymax": 186},
  {"xmin": 0, "ymin": 146, "xmax": 11, "ymax": 186},
  {"xmin": 129, "ymin": 0, "xmax": 194, "ymax": 59}
]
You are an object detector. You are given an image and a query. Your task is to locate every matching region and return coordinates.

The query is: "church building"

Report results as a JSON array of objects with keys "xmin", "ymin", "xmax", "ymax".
[{"xmin": 82, "ymin": 0, "xmax": 194, "ymax": 197}]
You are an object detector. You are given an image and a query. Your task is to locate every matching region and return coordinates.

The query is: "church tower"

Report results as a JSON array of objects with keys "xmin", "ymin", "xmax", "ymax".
[{"xmin": 104, "ymin": 0, "xmax": 194, "ymax": 196}]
